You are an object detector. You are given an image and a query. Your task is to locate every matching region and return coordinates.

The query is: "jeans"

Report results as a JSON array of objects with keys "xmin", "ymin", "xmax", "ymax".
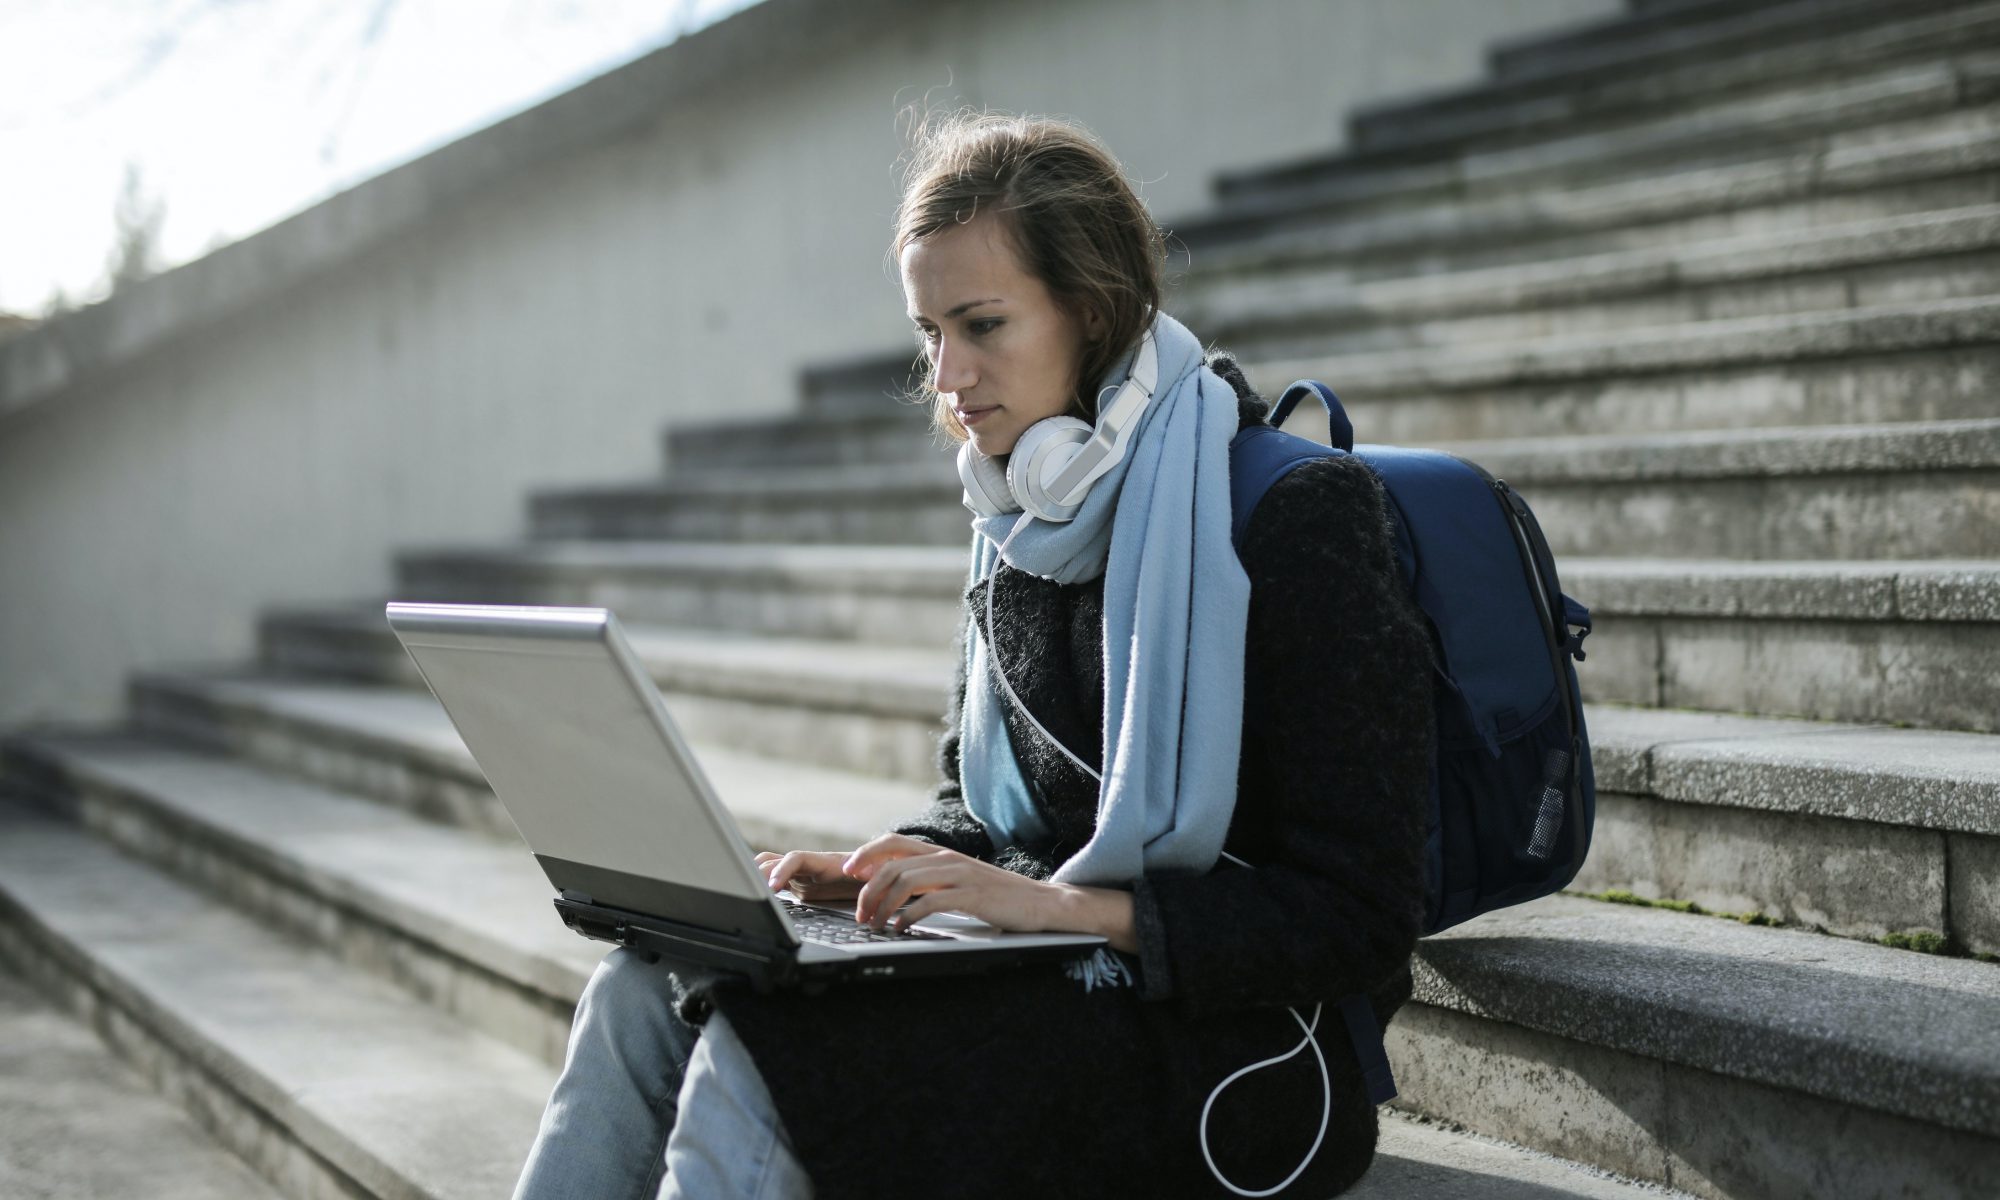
[{"xmin": 513, "ymin": 947, "xmax": 815, "ymax": 1200}]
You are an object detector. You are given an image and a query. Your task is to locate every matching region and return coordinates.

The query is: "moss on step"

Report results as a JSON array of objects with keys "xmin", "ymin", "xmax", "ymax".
[{"xmin": 1558, "ymin": 888, "xmax": 1996, "ymax": 965}]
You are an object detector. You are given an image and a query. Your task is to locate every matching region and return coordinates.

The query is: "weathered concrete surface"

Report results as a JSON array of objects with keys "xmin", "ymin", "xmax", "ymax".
[
  {"xmin": 1952, "ymin": 833, "xmax": 2000, "ymax": 957},
  {"xmin": 1389, "ymin": 1001, "xmax": 2000, "ymax": 1199},
  {"xmin": 0, "ymin": 805, "xmax": 556, "ymax": 1200},
  {"xmin": 1586, "ymin": 705, "xmax": 2000, "ymax": 835},
  {"xmin": 1571, "ymin": 791, "xmax": 1947, "ymax": 937},
  {"xmin": 1411, "ymin": 895, "xmax": 2000, "ymax": 1134},
  {"xmin": 0, "ymin": 969, "xmax": 282, "ymax": 1200}
]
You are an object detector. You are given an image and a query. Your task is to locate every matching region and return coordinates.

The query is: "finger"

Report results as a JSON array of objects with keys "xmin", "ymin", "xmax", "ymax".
[
  {"xmin": 853, "ymin": 855, "xmax": 905, "ymax": 924},
  {"xmin": 888, "ymin": 890, "xmax": 953, "ymax": 930},
  {"xmin": 865, "ymin": 863, "xmax": 959, "ymax": 929},
  {"xmin": 843, "ymin": 833, "xmax": 941, "ymax": 880},
  {"xmin": 767, "ymin": 850, "xmax": 811, "ymax": 892}
]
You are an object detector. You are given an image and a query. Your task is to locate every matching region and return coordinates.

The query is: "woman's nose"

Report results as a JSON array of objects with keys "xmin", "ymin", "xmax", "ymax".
[{"xmin": 933, "ymin": 337, "xmax": 976, "ymax": 395}]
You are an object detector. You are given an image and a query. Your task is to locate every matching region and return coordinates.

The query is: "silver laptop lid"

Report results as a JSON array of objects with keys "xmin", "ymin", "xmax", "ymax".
[{"xmin": 383, "ymin": 602, "xmax": 784, "ymax": 925}]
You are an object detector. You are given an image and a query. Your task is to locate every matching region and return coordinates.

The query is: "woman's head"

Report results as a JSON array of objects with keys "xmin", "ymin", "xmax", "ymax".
[{"xmin": 893, "ymin": 111, "xmax": 1167, "ymax": 460}]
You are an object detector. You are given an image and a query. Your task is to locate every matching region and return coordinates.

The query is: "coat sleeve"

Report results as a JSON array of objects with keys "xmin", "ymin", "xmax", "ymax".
[
  {"xmin": 1129, "ymin": 454, "xmax": 1435, "ymax": 1017},
  {"xmin": 888, "ymin": 604, "xmax": 999, "ymax": 862}
]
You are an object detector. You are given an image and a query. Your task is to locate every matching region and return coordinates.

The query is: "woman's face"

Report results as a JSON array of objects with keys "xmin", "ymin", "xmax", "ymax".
[{"xmin": 901, "ymin": 214, "xmax": 1104, "ymax": 460}]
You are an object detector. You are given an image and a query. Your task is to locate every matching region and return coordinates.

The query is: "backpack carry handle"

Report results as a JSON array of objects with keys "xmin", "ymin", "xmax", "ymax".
[{"xmin": 1270, "ymin": 380, "xmax": 1354, "ymax": 453}]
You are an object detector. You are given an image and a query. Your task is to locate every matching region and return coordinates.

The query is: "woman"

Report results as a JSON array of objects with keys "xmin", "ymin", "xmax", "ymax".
[{"xmin": 513, "ymin": 111, "xmax": 1435, "ymax": 1200}]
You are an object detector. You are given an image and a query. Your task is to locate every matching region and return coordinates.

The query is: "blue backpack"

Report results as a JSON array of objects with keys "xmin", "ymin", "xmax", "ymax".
[{"xmin": 1227, "ymin": 379, "xmax": 1596, "ymax": 1107}]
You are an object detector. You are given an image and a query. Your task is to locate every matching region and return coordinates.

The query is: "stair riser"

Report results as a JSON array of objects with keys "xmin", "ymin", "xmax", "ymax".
[
  {"xmin": 0, "ymin": 914, "xmax": 388, "ymax": 1200},
  {"xmin": 666, "ymin": 417, "xmax": 937, "ymax": 473},
  {"xmin": 254, "ymin": 618, "xmax": 953, "ymax": 787},
  {"xmin": 528, "ymin": 492, "xmax": 971, "ymax": 546},
  {"xmin": 1387, "ymin": 1003, "xmax": 2000, "ymax": 1200},
  {"xmin": 1521, "ymin": 472, "xmax": 2000, "ymax": 560},
  {"xmin": 1350, "ymin": 0, "xmax": 1991, "ymax": 153},
  {"xmin": 129, "ymin": 681, "xmax": 518, "ymax": 841},
  {"xmin": 1491, "ymin": 0, "xmax": 1981, "ymax": 85},
  {"xmin": 659, "ymin": 348, "xmax": 2000, "ymax": 471},
  {"xmin": 1583, "ymin": 617, "xmax": 2000, "ymax": 735},
  {"xmin": 1570, "ymin": 791, "xmax": 1986, "ymax": 947},
  {"xmin": 1198, "ymin": 141, "xmax": 2000, "ymax": 279},
  {"xmin": 4, "ymin": 764, "xmax": 580, "ymax": 1070},
  {"xmin": 1246, "ymin": 51, "xmax": 1998, "ymax": 220},
  {"xmin": 654, "ymin": 687, "xmax": 941, "ymax": 788},
  {"xmin": 1283, "ymin": 349, "xmax": 2000, "ymax": 444},
  {"xmin": 394, "ymin": 559, "xmax": 962, "ymax": 647},
  {"xmin": 1189, "ymin": 251, "xmax": 2000, "ymax": 360},
  {"xmin": 134, "ymin": 671, "xmax": 945, "ymax": 826},
  {"xmin": 528, "ymin": 475, "xmax": 1999, "ymax": 560}
]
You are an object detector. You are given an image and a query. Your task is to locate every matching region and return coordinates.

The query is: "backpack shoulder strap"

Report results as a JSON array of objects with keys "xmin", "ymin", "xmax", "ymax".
[{"xmin": 1228, "ymin": 424, "xmax": 1342, "ymax": 552}]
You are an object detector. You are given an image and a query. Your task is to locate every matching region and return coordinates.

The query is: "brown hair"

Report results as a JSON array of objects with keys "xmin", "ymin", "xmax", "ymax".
[{"xmin": 890, "ymin": 109, "xmax": 1167, "ymax": 447}]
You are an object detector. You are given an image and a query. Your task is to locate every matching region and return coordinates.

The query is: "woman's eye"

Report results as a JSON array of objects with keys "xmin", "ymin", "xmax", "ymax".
[{"xmin": 969, "ymin": 319, "xmax": 1000, "ymax": 335}]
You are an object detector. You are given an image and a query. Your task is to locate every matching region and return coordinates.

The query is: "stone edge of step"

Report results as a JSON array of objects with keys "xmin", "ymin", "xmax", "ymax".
[{"xmin": 0, "ymin": 799, "xmax": 553, "ymax": 1200}]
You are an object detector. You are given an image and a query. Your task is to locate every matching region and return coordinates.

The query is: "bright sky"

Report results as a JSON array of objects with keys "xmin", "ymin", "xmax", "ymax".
[{"xmin": 0, "ymin": 0, "xmax": 763, "ymax": 316}]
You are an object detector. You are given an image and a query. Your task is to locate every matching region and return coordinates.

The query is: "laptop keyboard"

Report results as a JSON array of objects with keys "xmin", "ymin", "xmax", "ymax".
[{"xmin": 781, "ymin": 898, "xmax": 949, "ymax": 944}]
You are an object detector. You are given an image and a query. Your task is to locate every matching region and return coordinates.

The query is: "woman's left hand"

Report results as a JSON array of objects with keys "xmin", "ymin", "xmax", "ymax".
[{"xmin": 843, "ymin": 833, "xmax": 1067, "ymax": 933}]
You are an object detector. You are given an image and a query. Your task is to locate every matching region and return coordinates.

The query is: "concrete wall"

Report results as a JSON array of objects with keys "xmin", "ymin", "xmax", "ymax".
[{"xmin": 0, "ymin": 0, "xmax": 1621, "ymax": 726}]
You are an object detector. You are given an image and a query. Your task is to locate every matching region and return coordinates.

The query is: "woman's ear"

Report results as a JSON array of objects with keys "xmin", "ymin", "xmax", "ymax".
[{"xmin": 1081, "ymin": 304, "xmax": 1108, "ymax": 344}]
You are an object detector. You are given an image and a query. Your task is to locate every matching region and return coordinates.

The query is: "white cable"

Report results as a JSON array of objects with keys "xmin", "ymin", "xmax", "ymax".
[
  {"xmin": 983, "ymin": 530, "xmax": 1329, "ymax": 1197},
  {"xmin": 1199, "ymin": 1001, "xmax": 1330, "ymax": 1198},
  {"xmin": 984, "ymin": 515, "xmax": 1105, "ymax": 785}
]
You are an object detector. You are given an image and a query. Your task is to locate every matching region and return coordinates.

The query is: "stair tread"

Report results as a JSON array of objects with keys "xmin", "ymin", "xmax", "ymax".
[
  {"xmin": 11, "ymin": 728, "xmax": 1996, "ymax": 1144},
  {"xmin": 0, "ymin": 801, "xmax": 555, "ymax": 1200},
  {"xmin": 0, "ymin": 744, "xmax": 1699, "ymax": 1199},
  {"xmin": 380, "ymin": 544, "xmax": 2000, "ymax": 622},
  {"xmin": 139, "ymin": 641, "xmax": 2000, "ymax": 836},
  {"xmin": 0, "ymin": 967, "xmax": 286, "ymax": 1200},
  {"xmin": 543, "ymin": 412, "xmax": 2000, "ymax": 501},
  {"xmin": 132, "ymin": 667, "xmax": 937, "ymax": 836},
  {"xmin": 1188, "ymin": 204, "xmax": 2000, "ymax": 327},
  {"xmin": 1419, "ymin": 893, "xmax": 2000, "ymax": 1135}
]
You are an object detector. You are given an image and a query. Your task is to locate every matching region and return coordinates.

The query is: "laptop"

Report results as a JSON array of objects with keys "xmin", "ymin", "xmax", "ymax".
[{"xmin": 383, "ymin": 601, "xmax": 1106, "ymax": 992}]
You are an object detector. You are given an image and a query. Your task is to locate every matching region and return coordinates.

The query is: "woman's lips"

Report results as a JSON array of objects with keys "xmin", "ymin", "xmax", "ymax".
[{"xmin": 957, "ymin": 406, "xmax": 998, "ymax": 426}]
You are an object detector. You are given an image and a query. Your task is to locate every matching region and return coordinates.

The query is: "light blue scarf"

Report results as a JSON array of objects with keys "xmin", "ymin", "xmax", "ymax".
[{"xmin": 959, "ymin": 311, "xmax": 1251, "ymax": 929}]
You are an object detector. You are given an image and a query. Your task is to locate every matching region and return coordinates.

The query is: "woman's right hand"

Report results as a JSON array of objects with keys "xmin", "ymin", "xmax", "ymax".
[{"xmin": 755, "ymin": 849, "xmax": 864, "ymax": 904}]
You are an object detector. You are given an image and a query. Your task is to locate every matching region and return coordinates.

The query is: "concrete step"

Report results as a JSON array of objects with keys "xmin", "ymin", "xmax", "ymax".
[
  {"xmin": 1568, "ymin": 557, "xmax": 2000, "ymax": 733},
  {"xmin": 1439, "ymin": 418, "xmax": 2000, "ymax": 561},
  {"xmin": 384, "ymin": 540, "xmax": 966, "ymax": 650},
  {"xmin": 1577, "ymin": 705, "xmax": 2000, "ymax": 956},
  {"xmin": 1488, "ymin": 0, "xmax": 1980, "ymax": 87},
  {"xmin": 0, "ymin": 801, "xmax": 555, "ymax": 1200},
  {"xmin": 243, "ymin": 604, "xmax": 2000, "ymax": 946},
  {"xmin": 534, "ymin": 417, "xmax": 2000, "ymax": 562},
  {"xmin": 1390, "ymin": 893, "xmax": 2000, "ymax": 1198},
  {"xmin": 0, "ymin": 964, "xmax": 284, "ymax": 1200},
  {"xmin": 1340, "ymin": 0, "xmax": 1990, "ymax": 160},
  {"xmin": 0, "ymin": 739, "xmax": 1707, "ymax": 1200},
  {"xmin": 1181, "ymin": 205, "xmax": 2000, "ymax": 362},
  {"xmin": 798, "ymin": 349, "xmax": 926, "ymax": 418},
  {"xmin": 359, "ymin": 545, "xmax": 2000, "ymax": 734},
  {"xmin": 1210, "ymin": 36, "xmax": 2000, "ymax": 227},
  {"xmin": 0, "ymin": 731, "xmax": 608, "ymax": 1068},
  {"xmin": 1183, "ymin": 102, "xmax": 2000, "ymax": 283},
  {"xmin": 10, "ymin": 780, "xmax": 1990, "ymax": 1197},
  {"xmin": 126, "ymin": 666, "xmax": 936, "ymax": 838},
  {"xmin": 664, "ymin": 402, "xmax": 937, "ymax": 473},
  {"xmin": 1237, "ymin": 295, "xmax": 2000, "ymax": 403},
  {"xmin": 731, "ymin": 231, "xmax": 2000, "ymax": 456},
  {"xmin": 107, "ymin": 619, "xmax": 2000, "ymax": 952}
]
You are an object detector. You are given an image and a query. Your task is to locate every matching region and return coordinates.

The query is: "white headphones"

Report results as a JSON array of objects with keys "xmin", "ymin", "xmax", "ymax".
[{"xmin": 955, "ymin": 326, "xmax": 1160, "ymax": 523}]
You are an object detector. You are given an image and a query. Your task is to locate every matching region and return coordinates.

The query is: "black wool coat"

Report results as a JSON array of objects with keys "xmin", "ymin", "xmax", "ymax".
[{"xmin": 678, "ymin": 354, "xmax": 1438, "ymax": 1199}]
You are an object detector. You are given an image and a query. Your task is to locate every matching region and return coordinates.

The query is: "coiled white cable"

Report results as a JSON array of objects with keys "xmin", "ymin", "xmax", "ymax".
[{"xmin": 980, "ymin": 520, "xmax": 1330, "ymax": 1197}]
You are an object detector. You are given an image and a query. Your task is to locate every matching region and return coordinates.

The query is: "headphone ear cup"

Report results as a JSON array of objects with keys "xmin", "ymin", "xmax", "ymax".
[
  {"xmin": 957, "ymin": 442, "xmax": 1021, "ymax": 516},
  {"xmin": 1008, "ymin": 416, "xmax": 1095, "ymax": 523}
]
